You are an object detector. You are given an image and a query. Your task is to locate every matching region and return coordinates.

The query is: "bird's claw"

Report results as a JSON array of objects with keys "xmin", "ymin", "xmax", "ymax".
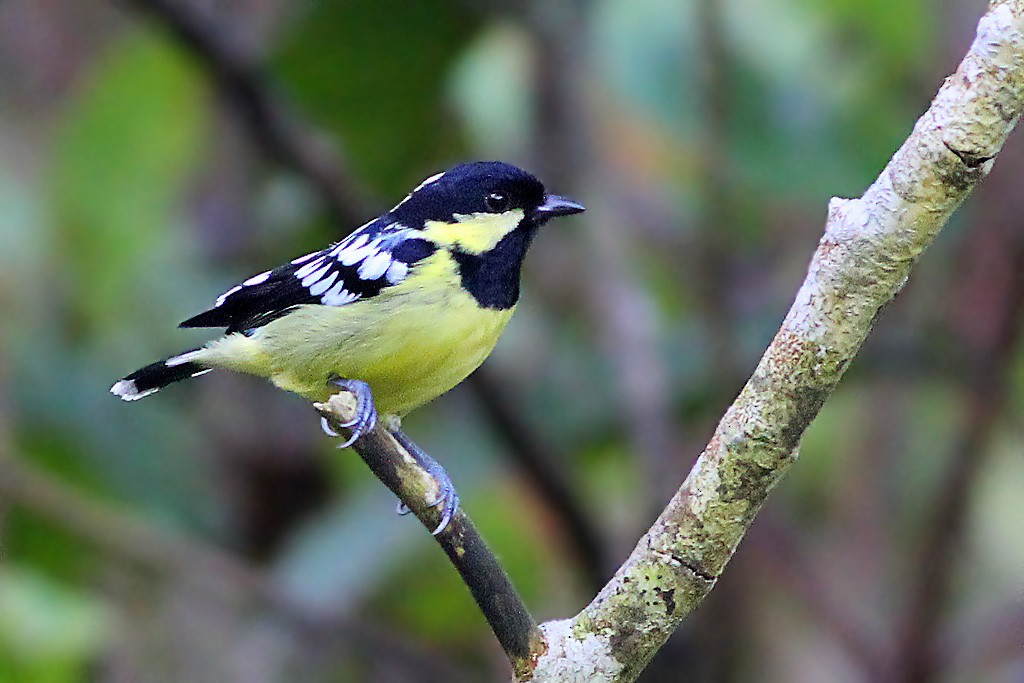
[
  {"xmin": 320, "ymin": 416, "xmax": 340, "ymax": 437},
  {"xmin": 325, "ymin": 377, "xmax": 377, "ymax": 448},
  {"xmin": 394, "ymin": 484, "xmax": 458, "ymax": 535},
  {"xmin": 391, "ymin": 430, "xmax": 460, "ymax": 535},
  {"xmin": 426, "ymin": 481, "xmax": 460, "ymax": 535}
]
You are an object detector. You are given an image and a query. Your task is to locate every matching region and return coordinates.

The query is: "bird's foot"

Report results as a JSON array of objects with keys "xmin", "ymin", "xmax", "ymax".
[
  {"xmin": 319, "ymin": 379, "xmax": 457, "ymax": 534},
  {"xmin": 324, "ymin": 377, "xmax": 378, "ymax": 448},
  {"xmin": 319, "ymin": 416, "xmax": 340, "ymax": 437},
  {"xmin": 391, "ymin": 430, "xmax": 460, "ymax": 535}
]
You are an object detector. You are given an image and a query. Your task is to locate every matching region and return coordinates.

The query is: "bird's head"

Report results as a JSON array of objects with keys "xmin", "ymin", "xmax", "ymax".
[{"xmin": 389, "ymin": 161, "xmax": 585, "ymax": 257}]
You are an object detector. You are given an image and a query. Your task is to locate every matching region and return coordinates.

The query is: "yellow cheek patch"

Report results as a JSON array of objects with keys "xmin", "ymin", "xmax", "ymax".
[{"xmin": 421, "ymin": 209, "xmax": 525, "ymax": 255}]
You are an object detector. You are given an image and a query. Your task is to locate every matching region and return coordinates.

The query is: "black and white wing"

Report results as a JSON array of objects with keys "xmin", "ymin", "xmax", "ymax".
[{"xmin": 180, "ymin": 220, "xmax": 437, "ymax": 334}]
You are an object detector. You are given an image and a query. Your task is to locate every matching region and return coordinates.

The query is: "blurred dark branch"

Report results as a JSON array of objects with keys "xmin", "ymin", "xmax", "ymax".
[
  {"xmin": 685, "ymin": 6, "xmax": 752, "ymax": 681},
  {"xmin": 469, "ymin": 372, "xmax": 611, "ymax": 590},
  {"xmin": 0, "ymin": 450, "xmax": 267, "ymax": 592},
  {"xmin": 693, "ymin": 0, "xmax": 740, "ymax": 383},
  {"xmin": 0, "ymin": 449, "xmax": 474, "ymax": 680},
  {"xmin": 317, "ymin": 393, "xmax": 542, "ymax": 680},
  {"xmin": 120, "ymin": 0, "xmax": 374, "ymax": 228},
  {"xmin": 893, "ymin": 185, "xmax": 1024, "ymax": 682},
  {"xmin": 527, "ymin": 0, "xmax": 683, "ymax": 506},
  {"xmin": 121, "ymin": 0, "xmax": 607, "ymax": 586},
  {"xmin": 754, "ymin": 516, "xmax": 887, "ymax": 676}
]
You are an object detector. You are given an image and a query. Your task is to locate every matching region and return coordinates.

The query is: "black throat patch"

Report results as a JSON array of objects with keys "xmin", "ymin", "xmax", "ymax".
[{"xmin": 451, "ymin": 224, "xmax": 537, "ymax": 310}]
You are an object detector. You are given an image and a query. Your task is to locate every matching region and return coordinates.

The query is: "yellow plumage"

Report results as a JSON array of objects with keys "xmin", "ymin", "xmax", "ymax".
[
  {"xmin": 199, "ymin": 248, "xmax": 514, "ymax": 414},
  {"xmin": 112, "ymin": 161, "xmax": 583, "ymax": 422},
  {"xmin": 111, "ymin": 161, "xmax": 583, "ymax": 535}
]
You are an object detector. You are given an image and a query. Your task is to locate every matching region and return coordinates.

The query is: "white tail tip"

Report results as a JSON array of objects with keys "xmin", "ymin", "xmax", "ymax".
[{"xmin": 110, "ymin": 379, "xmax": 158, "ymax": 402}]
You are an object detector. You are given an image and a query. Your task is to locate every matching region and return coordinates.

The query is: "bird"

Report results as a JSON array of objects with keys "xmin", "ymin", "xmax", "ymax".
[{"xmin": 111, "ymin": 160, "xmax": 585, "ymax": 533}]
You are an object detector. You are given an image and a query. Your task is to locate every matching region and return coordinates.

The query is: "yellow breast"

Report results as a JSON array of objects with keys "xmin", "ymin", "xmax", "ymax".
[{"xmin": 208, "ymin": 251, "xmax": 515, "ymax": 415}]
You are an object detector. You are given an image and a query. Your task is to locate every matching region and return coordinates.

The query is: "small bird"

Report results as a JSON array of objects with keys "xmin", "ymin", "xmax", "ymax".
[{"xmin": 111, "ymin": 161, "xmax": 584, "ymax": 532}]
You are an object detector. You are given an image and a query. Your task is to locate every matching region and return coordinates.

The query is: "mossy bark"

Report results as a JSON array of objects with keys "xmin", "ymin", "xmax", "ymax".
[{"xmin": 526, "ymin": 2, "xmax": 1024, "ymax": 680}]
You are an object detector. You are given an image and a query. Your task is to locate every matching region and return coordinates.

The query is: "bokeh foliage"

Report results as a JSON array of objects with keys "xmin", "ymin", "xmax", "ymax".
[{"xmin": 0, "ymin": 0, "xmax": 1020, "ymax": 681}]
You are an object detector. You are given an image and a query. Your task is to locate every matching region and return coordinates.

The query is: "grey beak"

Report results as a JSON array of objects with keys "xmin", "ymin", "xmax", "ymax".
[{"xmin": 536, "ymin": 194, "xmax": 586, "ymax": 220}]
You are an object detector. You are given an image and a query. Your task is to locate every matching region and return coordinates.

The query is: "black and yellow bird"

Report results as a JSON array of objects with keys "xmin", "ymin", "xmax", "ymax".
[{"xmin": 111, "ymin": 161, "xmax": 584, "ymax": 532}]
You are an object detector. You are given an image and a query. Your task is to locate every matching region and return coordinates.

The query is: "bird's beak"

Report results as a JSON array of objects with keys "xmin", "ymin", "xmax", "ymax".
[{"xmin": 535, "ymin": 194, "xmax": 586, "ymax": 220}]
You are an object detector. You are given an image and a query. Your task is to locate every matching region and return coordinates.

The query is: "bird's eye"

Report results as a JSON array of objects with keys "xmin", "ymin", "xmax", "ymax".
[{"xmin": 484, "ymin": 192, "xmax": 510, "ymax": 213}]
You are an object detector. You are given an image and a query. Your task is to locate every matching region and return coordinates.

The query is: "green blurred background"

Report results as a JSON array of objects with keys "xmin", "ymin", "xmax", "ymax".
[{"xmin": 0, "ymin": 1, "xmax": 1021, "ymax": 681}]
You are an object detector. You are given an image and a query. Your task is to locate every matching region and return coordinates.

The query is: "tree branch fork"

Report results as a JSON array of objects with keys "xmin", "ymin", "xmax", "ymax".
[{"xmin": 324, "ymin": 3, "xmax": 1024, "ymax": 681}]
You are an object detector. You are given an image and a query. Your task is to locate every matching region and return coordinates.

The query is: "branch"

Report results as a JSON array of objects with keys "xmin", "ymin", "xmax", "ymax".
[
  {"xmin": 752, "ymin": 515, "xmax": 887, "ymax": 675},
  {"xmin": 527, "ymin": 2, "xmax": 1024, "ymax": 680},
  {"xmin": 121, "ymin": 0, "xmax": 375, "ymax": 228},
  {"xmin": 692, "ymin": 0, "xmax": 741, "ymax": 382},
  {"xmin": 527, "ymin": 2, "xmax": 684, "ymax": 504},
  {"xmin": 0, "ymin": 452, "xmax": 479, "ymax": 679},
  {"xmin": 315, "ymin": 394, "xmax": 543, "ymax": 679},
  {"xmin": 468, "ymin": 372, "xmax": 611, "ymax": 590},
  {"xmin": 0, "ymin": 451, "xmax": 266, "ymax": 593}
]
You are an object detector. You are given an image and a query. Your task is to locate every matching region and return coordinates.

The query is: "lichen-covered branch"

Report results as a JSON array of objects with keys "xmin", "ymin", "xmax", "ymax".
[
  {"xmin": 527, "ymin": 2, "xmax": 1024, "ymax": 680},
  {"xmin": 316, "ymin": 395, "xmax": 543, "ymax": 680}
]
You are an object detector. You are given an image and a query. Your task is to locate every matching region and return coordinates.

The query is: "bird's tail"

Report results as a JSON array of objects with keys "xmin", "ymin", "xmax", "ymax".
[{"xmin": 110, "ymin": 349, "xmax": 211, "ymax": 401}]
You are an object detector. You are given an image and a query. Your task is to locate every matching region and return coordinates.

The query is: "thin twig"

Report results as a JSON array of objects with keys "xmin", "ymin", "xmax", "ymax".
[{"xmin": 316, "ymin": 393, "xmax": 542, "ymax": 679}]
